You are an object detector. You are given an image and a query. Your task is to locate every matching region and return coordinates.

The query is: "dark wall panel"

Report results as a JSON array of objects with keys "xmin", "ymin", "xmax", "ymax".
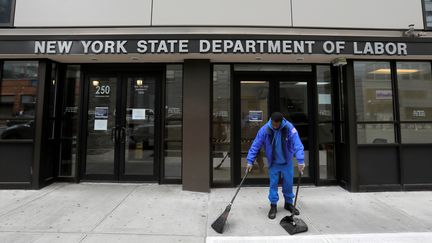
[
  {"xmin": 0, "ymin": 143, "xmax": 32, "ymax": 183},
  {"xmin": 401, "ymin": 146, "xmax": 432, "ymax": 184},
  {"xmin": 358, "ymin": 146, "xmax": 399, "ymax": 185},
  {"xmin": 182, "ymin": 59, "xmax": 211, "ymax": 192}
]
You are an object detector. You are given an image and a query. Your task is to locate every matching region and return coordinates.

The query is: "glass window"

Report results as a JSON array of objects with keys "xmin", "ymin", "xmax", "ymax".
[
  {"xmin": 164, "ymin": 65, "xmax": 183, "ymax": 179},
  {"xmin": 0, "ymin": 0, "xmax": 13, "ymax": 25},
  {"xmin": 317, "ymin": 65, "xmax": 333, "ymax": 121},
  {"xmin": 317, "ymin": 65, "xmax": 336, "ymax": 180},
  {"xmin": 397, "ymin": 62, "xmax": 432, "ymax": 121},
  {"xmin": 59, "ymin": 65, "xmax": 81, "ymax": 177},
  {"xmin": 401, "ymin": 123, "xmax": 432, "ymax": 143},
  {"xmin": 0, "ymin": 61, "xmax": 38, "ymax": 140},
  {"xmin": 357, "ymin": 123, "xmax": 395, "ymax": 144},
  {"xmin": 212, "ymin": 65, "xmax": 231, "ymax": 184},
  {"xmin": 425, "ymin": 0, "xmax": 432, "ymax": 28},
  {"xmin": 354, "ymin": 62, "xmax": 394, "ymax": 122}
]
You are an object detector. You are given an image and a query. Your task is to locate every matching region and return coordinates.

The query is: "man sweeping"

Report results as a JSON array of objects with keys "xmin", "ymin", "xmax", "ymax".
[{"xmin": 246, "ymin": 112, "xmax": 305, "ymax": 219}]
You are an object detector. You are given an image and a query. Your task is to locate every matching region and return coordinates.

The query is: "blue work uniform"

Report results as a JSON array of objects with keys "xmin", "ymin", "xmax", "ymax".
[{"xmin": 246, "ymin": 118, "xmax": 305, "ymax": 204}]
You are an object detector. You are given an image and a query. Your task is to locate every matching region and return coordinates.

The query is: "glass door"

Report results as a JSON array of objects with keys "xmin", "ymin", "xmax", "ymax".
[
  {"xmin": 236, "ymin": 73, "xmax": 314, "ymax": 184},
  {"xmin": 84, "ymin": 75, "xmax": 118, "ymax": 179},
  {"xmin": 120, "ymin": 74, "xmax": 158, "ymax": 180},
  {"xmin": 82, "ymin": 72, "xmax": 160, "ymax": 181}
]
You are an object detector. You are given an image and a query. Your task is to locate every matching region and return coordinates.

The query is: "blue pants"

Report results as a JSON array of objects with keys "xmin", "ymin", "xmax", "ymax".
[{"xmin": 268, "ymin": 163, "xmax": 294, "ymax": 205}]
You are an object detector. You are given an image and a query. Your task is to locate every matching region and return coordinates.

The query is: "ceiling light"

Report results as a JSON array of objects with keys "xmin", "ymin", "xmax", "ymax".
[
  {"xmin": 136, "ymin": 79, "xmax": 143, "ymax": 86},
  {"xmin": 241, "ymin": 81, "xmax": 267, "ymax": 84},
  {"xmin": 92, "ymin": 80, "xmax": 100, "ymax": 86},
  {"xmin": 369, "ymin": 69, "xmax": 419, "ymax": 75}
]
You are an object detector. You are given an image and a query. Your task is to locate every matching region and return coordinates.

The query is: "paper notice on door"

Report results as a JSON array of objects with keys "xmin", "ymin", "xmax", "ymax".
[
  {"xmin": 94, "ymin": 119, "xmax": 108, "ymax": 130},
  {"xmin": 95, "ymin": 107, "xmax": 108, "ymax": 119},
  {"xmin": 132, "ymin": 109, "xmax": 146, "ymax": 120},
  {"xmin": 249, "ymin": 110, "xmax": 263, "ymax": 122},
  {"xmin": 318, "ymin": 94, "xmax": 331, "ymax": 105}
]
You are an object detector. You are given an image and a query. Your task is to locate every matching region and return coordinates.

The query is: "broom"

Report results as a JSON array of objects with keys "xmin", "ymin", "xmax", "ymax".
[{"xmin": 211, "ymin": 169, "xmax": 250, "ymax": 234}]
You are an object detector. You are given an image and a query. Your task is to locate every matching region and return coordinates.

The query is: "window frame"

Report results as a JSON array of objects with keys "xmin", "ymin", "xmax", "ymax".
[{"xmin": 0, "ymin": 0, "xmax": 16, "ymax": 27}]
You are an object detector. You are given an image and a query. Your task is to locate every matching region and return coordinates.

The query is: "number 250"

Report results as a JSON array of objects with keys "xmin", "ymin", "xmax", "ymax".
[{"xmin": 96, "ymin": 85, "xmax": 110, "ymax": 95}]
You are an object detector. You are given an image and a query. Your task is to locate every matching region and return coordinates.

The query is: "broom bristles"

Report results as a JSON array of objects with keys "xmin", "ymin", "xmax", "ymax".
[{"xmin": 211, "ymin": 205, "xmax": 231, "ymax": 234}]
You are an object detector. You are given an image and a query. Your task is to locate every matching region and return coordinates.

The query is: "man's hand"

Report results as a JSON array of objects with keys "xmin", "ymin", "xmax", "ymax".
[
  {"xmin": 298, "ymin": 163, "xmax": 305, "ymax": 174},
  {"xmin": 246, "ymin": 164, "xmax": 253, "ymax": 173}
]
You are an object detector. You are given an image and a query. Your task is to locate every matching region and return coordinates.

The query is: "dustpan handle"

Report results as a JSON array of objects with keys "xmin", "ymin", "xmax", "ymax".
[{"xmin": 293, "ymin": 171, "xmax": 302, "ymax": 209}]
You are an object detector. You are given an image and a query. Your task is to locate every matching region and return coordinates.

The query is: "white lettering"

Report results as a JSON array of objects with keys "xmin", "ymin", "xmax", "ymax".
[
  {"xmin": 200, "ymin": 40, "xmax": 211, "ymax": 53},
  {"xmin": 398, "ymin": 43, "xmax": 407, "ymax": 55},
  {"xmin": 34, "ymin": 41, "xmax": 45, "ymax": 54},
  {"xmin": 91, "ymin": 41, "xmax": 104, "ymax": 54},
  {"xmin": 294, "ymin": 41, "xmax": 304, "ymax": 53},
  {"xmin": 179, "ymin": 40, "xmax": 189, "ymax": 53},
  {"xmin": 46, "ymin": 41, "xmax": 56, "ymax": 54},
  {"xmin": 305, "ymin": 41, "xmax": 315, "ymax": 53},
  {"xmin": 81, "ymin": 41, "xmax": 92, "ymax": 54},
  {"xmin": 104, "ymin": 41, "xmax": 115, "ymax": 54},
  {"xmin": 58, "ymin": 41, "xmax": 72, "ymax": 54},
  {"xmin": 323, "ymin": 41, "xmax": 335, "ymax": 54},
  {"xmin": 245, "ymin": 40, "xmax": 256, "ymax": 53},
  {"xmin": 116, "ymin": 40, "xmax": 127, "ymax": 53},
  {"xmin": 268, "ymin": 41, "xmax": 281, "ymax": 53},
  {"xmin": 137, "ymin": 40, "xmax": 147, "ymax": 53}
]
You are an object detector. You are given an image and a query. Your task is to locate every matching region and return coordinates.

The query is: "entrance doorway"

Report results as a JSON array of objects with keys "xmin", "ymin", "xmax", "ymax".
[
  {"xmin": 82, "ymin": 71, "xmax": 161, "ymax": 181},
  {"xmin": 234, "ymin": 72, "xmax": 315, "ymax": 184}
]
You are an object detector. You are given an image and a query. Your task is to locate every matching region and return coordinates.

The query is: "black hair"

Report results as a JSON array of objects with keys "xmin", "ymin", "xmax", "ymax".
[{"xmin": 271, "ymin": 112, "xmax": 284, "ymax": 122}]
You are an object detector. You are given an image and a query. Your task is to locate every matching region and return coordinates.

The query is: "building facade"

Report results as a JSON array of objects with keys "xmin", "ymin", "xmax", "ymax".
[{"xmin": 1, "ymin": 0, "xmax": 432, "ymax": 192}]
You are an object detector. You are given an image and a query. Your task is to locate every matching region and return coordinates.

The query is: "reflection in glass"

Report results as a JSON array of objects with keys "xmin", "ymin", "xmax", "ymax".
[
  {"xmin": 0, "ymin": 61, "xmax": 38, "ymax": 140},
  {"xmin": 354, "ymin": 62, "xmax": 394, "ymax": 122},
  {"xmin": 425, "ymin": 0, "xmax": 432, "ymax": 28},
  {"xmin": 280, "ymin": 81, "xmax": 310, "ymax": 177},
  {"xmin": 401, "ymin": 123, "xmax": 432, "ymax": 144},
  {"xmin": 319, "ymin": 143, "xmax": 335, "ymax": 180},
  {"xmin": 0, "ymin": 0, "xmax": 13, "ymax": 24},
  {"xmin": 280, "ymin": 81, "xmax": 308, "ymax": 123},
  {"xmin": 85, "ymin": 76, "xmax": 117, "ymax": 175},
  {"xmin": 357, "ymin": 123, "xmax": 395, "ymax": 144},
  {"xmin": 397, "ymin": 62, "xmax": 432, "ymax": 121},
  {"xmin": 59, "ymin": 65, "xmax": 80, "ymax": 177},
  {"xmin": 240, "ymin": 81, "xmax": 269, "ymax": 179},
  {"xmin": 317, "ymin": 65, "xmax": 333, "ymax": 121},
  {"xmin": 125, "ymin": 76, "xmax": 155, "ymax": 175},
  {"xmin": 164, "ymin": 65, "xmax": 183, "ymax": 179},
  {"xmin": 212, "ymin": 65, "xmax": 231, "ymax": 183}
]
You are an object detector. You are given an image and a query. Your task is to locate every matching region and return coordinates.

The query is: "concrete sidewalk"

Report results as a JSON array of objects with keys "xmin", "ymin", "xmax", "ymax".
[{"xmin": 0, "ymin": 183, "xmax": 431, "ymax": 243}]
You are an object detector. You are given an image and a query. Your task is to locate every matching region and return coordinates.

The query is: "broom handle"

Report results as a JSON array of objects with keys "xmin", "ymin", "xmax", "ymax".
[
  {"xmin": 293, "ymin": 170, "xmax": 302, "ymax": 209},
  {"xmin": 230, "ymin": 169, "xmax": 250, "ymax": 205}
]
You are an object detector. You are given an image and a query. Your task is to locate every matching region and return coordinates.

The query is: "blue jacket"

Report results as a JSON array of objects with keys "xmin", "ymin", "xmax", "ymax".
[{"xmin": 246, "ymin": 118, "xmax": 305, "ymax": 167}]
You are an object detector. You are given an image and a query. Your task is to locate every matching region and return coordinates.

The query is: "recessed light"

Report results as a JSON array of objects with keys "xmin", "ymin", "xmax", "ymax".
[
  {"xmin": 91, "ymin": 58, "xmax": 98, "ymax": 61},
  {"xmin": 255, "ymin": 57, "xmax": 262, "ymax": 61},
  {"xmin": 296, "ymin": 57, "xmax": 305, "ymax": 61},
  {"xmin": 131, "ymin": 57, "xmax": 139, "ymax": 61}
]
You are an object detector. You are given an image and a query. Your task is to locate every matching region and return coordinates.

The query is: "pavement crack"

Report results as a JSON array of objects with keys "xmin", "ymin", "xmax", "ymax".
[
  {"xmin": 0, "ymin": 183, "xmax": 68, "ymax": 218},
  {"xmin": 88, "ymin": 184, "xmax": 139, "ymax": 233}
]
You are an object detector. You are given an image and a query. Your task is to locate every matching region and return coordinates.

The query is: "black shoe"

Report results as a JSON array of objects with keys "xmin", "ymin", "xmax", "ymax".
[
  {"xmin": 268, "ymin": 204, "xmax": 277, "ymax": 219},
  {"xmin": 284, "ymin": 203, "xmax": 300, "ymax": 215}
]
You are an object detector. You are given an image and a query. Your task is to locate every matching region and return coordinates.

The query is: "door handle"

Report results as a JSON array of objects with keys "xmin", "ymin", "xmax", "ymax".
[
  {"xmin": 111, "ymin": 127, "xmax": 116, "ymax": 142},
  {"xmin": 120, "ymin": 127, "xmax": 126, "ymax": 143}
]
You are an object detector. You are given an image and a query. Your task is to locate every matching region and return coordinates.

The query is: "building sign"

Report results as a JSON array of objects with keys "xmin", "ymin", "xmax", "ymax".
[
  {"xmin": 31, "ymin": 39, "xmax": 408, "ymax": 56},
  {"xmin": 4, "ymin": 35, "xmax": 432, "ymax": 56}
]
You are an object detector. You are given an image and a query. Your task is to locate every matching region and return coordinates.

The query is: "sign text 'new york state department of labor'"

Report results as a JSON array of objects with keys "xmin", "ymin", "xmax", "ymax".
[{"xmin": 34, "ymin": 39, "xmax": 409, "ymax": 56}]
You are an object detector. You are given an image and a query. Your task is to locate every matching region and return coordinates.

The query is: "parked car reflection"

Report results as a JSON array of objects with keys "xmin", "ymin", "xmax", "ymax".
[{"xmin": 1, "ymin": 120, "xmax": 34, "ymax": 139}]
